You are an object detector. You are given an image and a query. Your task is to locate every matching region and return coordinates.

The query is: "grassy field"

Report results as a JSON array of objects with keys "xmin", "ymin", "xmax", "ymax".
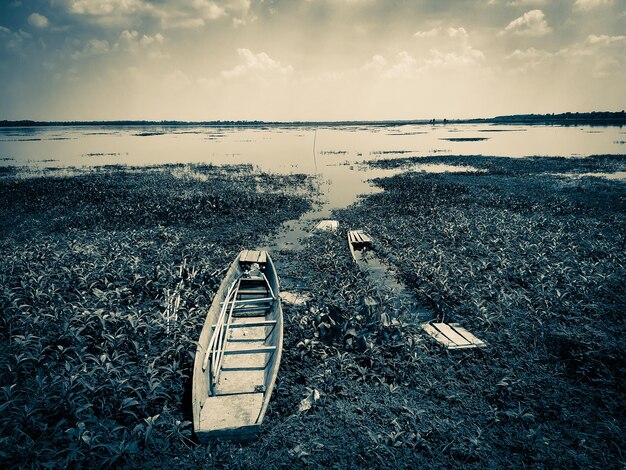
[{"xmin": 1, "ymin": 155, "xmax": 624, "ymax": 468}]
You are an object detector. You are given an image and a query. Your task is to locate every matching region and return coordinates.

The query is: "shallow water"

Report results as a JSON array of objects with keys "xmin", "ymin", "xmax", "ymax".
[{"xmin": 2, "ymin": 123, "xmax": 622, "ymax": 210}]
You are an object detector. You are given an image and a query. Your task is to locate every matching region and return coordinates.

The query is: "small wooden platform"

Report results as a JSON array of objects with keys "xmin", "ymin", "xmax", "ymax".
[
  {"xmin": 239, "ymin": 250, "xmax": 267, "ymax": 264},
  {"xmin": 348, "ymin": 230, "xmax": 372, "ymax": 247},
  {"xmin": 422, "ymin": 322, "xmax": 485, "ymax": 350},
  {"xmin": 315, "ymin": 220, "xmax": 339, "ymax": 231}
]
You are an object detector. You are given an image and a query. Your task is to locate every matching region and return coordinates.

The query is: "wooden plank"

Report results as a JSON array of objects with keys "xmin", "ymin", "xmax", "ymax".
[
  {"xmin": 238, "ymin": 286, "xmax": 269, "ymax": 293},
  {"xmin": 449, "ymin": 323, "xmax": 486, "ymax": 347},
  {"xmin": 232, "ymin": 308, "xmax": 270, "ymax": 317},
  {"xmin": 221, "ymin": 297, "xmax": 274, "ymax": 306},
  {"xmin": 228, "ymin": 325, "xmax": 268, "ymax": 342},
  {"xmin": 240, "ymin": 250, "xmax": 262, "ymax": 263},
  {"xmin": 257, "ymin": 251, "xmax": 267, "ymax": 264},
  {"xmin": 224, "ymin": 345, "xmax": 276, "ymax": 355},
  {"xmin": 218, "ymin": 319, "xmax": 276, "ymax": 328},
  {"xmin": 432, "ymin": 323, "xmax": 473, "ymax": 347},
  {"xmin": 422, "ymin": 323, "xmax": 453, "ymax": 348},
  {"xmin": 221, "ymin": 350, "xmax": 270, "ymax": 371},
  {"xmin": 199, "ymin": 392, "xmax": 264, "ymax": 432},
  {"xmin": 215, "ymin": 368, "xmax": 266, "ymax": 395}
]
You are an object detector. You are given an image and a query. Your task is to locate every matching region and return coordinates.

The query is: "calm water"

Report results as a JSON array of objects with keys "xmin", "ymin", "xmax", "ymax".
[{"xmin": 1, "ymin": 123, "xmax": 624, "ymax": 214}]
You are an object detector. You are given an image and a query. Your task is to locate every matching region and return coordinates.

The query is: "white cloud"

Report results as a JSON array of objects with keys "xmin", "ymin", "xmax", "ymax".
[
  {"xmin": 585, "ymin": 34, "xmax": 626, "ymax": 46},
  {"xmin": 28, "ymin": 13, "xmax": 49, "ymax": 29},
  {"xmin": 71, "ymin": 38, "xmax": 110, "ymax": 59},
  {"xmin": 487, "ymin": 0, "xmax": 546, "ymax": 4},
  {"xmin": 502, "ymin": 9, "xmax": 552, "ymax": 36},
  {"xmin": 414, "ymin": 27, "xmax": 441, "ymax": 38},
  {"xmin": 0, "ymin": 26, "xmax": 34, "ymax": 54},
  {"xmin": 447, "ymin": 27, "xmax": 468, "ymax": 39},
  {"xmin": 221, "ymin": 49, "xmax": 293, "ymax": 79},
  {"xmin": 54, "ymin": 0, "xmax": 253, "ymax": 29},
  {"xmin": 381, "ymin": 51, "xmax": 417, "ymax": 79},
  {"xmin": 414, "ymin": 27, "xmax": 468, "ymax": 39},
  {"xmin": 363, "ymin": 54, "xmax": 387, "ymax": 70},
  {"xmin": 506, "ymin": 47, "xmax": 554, "ymax": 72},
  {"xmin": 574, "ymin": 0, "xmax": 613, "ymax": 11},
  {"xmin": 365, "ymin": 42, "xmax": 485, "ymax": 80},
  {"xmin": 116, "ymin": 30, "xmax": 167, "ymax": 58},
  {"xmin": 506, "ymin": 34, "xmax": 626, "ymax": 77}
]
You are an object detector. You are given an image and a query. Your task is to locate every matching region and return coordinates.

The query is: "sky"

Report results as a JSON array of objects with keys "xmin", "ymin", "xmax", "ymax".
[{"xmin": 0, "ymin": 0, "xmax": 624, "ymax": 121}]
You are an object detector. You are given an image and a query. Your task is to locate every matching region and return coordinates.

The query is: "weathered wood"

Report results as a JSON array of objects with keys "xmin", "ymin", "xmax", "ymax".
[
  {"xmin": 449, "ymin": 323, "xmax": 486, "ymax": 348},
  {"xmin": 315, "ymin": 219, "xmax": 339, "ymax": 231},
  {"xmin": 224, "ymin": 345, "xmax": 277, "ymax": 355},
  {"xmin": 421, "ymin": 323, "xmax": 454, "ymax": 348},
  {"xmin": 214, "ymin": 319, "xmax": 277, "ymax": 329},
  {"xmin": 192, "ymin": 250, "xmax": 283, "ymax": 443},
  {"xmin": 220, "ymin": 297, "xmax": 274, "ymax": 306},
  {"xmin": 432, "ymin": 323, "xmax": 473, "ymax": 347},
  {"xmin": 422, "ymin": 322, "xmax": 485, "ymax": 350},
  {"xmin": 197, "ymin": 392, "xmax": 263, "ymax": 440}
]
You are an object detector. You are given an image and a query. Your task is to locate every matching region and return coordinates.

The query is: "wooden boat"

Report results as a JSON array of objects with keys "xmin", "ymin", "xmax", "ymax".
[
  {"xmin": 347, "ymin": 230, "xmax": 372, "ymax": 262},
  {"xmin": 192, "ymin": 249, "xmax": 283, "ymax": 441}
]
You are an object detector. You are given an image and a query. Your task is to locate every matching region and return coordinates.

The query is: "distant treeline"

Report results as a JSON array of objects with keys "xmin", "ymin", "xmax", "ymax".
[
  {"xmin": 1, "ymin": 111, "xmax": 625, "ymax": 128},
  {"xmin": 485, "ymin": 111, "xmax": 626, "ymax": 126}
]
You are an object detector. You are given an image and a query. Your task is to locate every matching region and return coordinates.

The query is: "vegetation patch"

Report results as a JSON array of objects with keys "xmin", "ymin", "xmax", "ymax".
[
  {"xmin": 1, "ymin": 155, "xmax": 624, "ymax": 468},
  {"xmin": 0, "ymin": 164, "xmax": 312, "ymax": 467}
]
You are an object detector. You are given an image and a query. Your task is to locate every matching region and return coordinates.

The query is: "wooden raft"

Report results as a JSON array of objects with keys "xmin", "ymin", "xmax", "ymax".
[
  {"xmin": 315, "ymin": 220, "xmax": 339, "ymax": 231},
  {"xmin": 422, "ymin": 322, "xmax": 485, "ymax": 350}
]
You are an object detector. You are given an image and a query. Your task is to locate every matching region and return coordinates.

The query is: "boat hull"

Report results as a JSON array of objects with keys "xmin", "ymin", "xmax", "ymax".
[{"xmin": 192, "ymin": 250, "xmax": 283, "ymax": 442}]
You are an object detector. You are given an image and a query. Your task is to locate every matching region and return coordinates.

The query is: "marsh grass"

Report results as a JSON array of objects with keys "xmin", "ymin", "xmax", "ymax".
[
  {"xmin": 0, "ymin": 164, "xmax": 312, "ymax": 467},
  {"xmin": 1, "ymin": 155, "xmax": 624, "ymax": 468}
]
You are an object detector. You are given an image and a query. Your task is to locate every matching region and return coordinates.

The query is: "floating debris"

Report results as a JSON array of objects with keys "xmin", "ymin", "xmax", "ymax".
[
  {"xmin": 280, "ymin": 291, "xmax": 312, "ymax": 305},
  {"xmin": 315, "ymin": 219, "xmax": 339, "ymax": 231}
]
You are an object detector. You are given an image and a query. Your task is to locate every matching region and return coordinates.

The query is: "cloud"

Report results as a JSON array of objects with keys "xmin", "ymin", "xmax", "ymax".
[
  {"xmin": 585, "ymin": 34, "xmax": 626, "ymax": 46},
  {"xmin": 447, "ymin": 27, "xmax": 468, "ymax": 39},
  {"xmin": 506, "ymin": 47, "xmax": 554, "ymax": 72},
  {"xmin": 116, "ymin": 30, "xmax": 167, "ymax": 58},
  {"xmin": 574, "ymin": 0, "xmax": 613, "ymax": 11},
  {"xmin": 221, "ymin": 48, "xmax": 293, "ymax": 79},
  {"xmin": 488, "ymin": 0, "xmax": 547, "ymax": 5},
  {"xmin": 414, "ymin": 27, "xmax": 468, "ymax": 39},
  {"xmin": 506, "ymin": 34, "xmax": 625, "ymax": 77},
  {"xmin": 381, "ymin": 51, "xmax": 417, "ymax": 79},
  {"xmin": 28, "ymin": 13, "xmax": 49, "ymax": 29},
  {"xmin": 363, "ymin": 54, "xmax": 387, "ymax": 70},
  {"xmin": 54, "ymin": 0, "xmax": 253, "ymax": 29},
  {"xmin": 502, "ymin": 9, "xmax": 551, "ymax": 36},
  {"xmin": 71, "ymin": 38, "xmax": 110, "ymax": 59},
  {"xmin": 365, "ymin": 42, "xmax": 485, "ymax": 80},
  {"xmin": 414, "ymin": 27, "xmax": 440, "ymax": 38},
  {"xmin": 0, "ymin": 26, "xmax": 33, "ymax": 54}
]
